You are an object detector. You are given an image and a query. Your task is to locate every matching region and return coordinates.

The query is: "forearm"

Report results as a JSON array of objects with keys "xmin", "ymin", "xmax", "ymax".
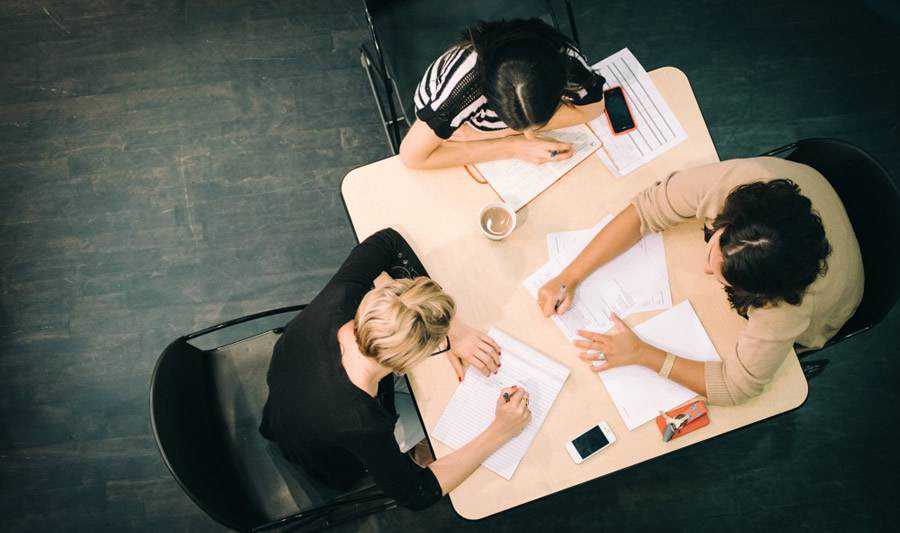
[
  {"xmin": 540, "ymin": 102, "xmax": 604, "ymax": 131},
  {"xmin": 560, "ymin": 204, "xmax": 643, "ymax": 285},
  {"xmin": 428, "ymin": 426, "xmax": 506, "ymax": 495},
  {"xmin": 406, "ymin": 137, "xmax": 518, "ymax": 169},
  {"xmin": 639, "ymin": 345, "xmax": 708, "ymax": 397}
]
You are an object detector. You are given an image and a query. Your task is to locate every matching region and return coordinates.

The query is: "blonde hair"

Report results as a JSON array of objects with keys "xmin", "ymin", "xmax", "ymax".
[{"xmin": 354, "ymin": 277, "xmax": 455, "ymax": 374}]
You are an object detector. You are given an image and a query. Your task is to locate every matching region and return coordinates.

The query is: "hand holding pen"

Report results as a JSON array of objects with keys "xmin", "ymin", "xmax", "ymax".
[
  {"xmin": 537, "ymin": 275, "xmax": 574, "ymax": 317},
  {"xmin": 493, "ymin": 386, "xmax": 531, "ymax": 440}
]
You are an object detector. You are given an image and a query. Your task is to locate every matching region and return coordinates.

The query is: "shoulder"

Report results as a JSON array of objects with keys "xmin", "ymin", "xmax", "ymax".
[
  {"xmin": 279, "ymin": 283, "xmax": 357, "ymax": 350},
  {"xmin": 708, "ymin": 157, "xmax": 843, "ymax": 215},
  {"xmin": 563, "ymin": 43, "xmax": 592, "ymax": 69},
  {"xmin": 746, "ymin": 299, "xmax": 813, "ymax": 341},
  {"xmin": 414, "ymin": 45, "xmax": 483, "ymax": 138},
  {"xmin": 415, "ymin": 45, "xmax": 478, "ymax": 101},
  {"xmin": 714, "ymin": 157, "xmax": 826, "ymax": 189},
  {"xmin": 338, "ymin": 399, "xmax": 395, "ymax": 435}
]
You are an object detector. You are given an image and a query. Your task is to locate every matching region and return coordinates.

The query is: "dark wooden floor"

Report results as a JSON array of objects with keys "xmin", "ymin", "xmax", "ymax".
[{"xmin": 1, "ymin": 1, "xmax": 898, "ymax": 531}]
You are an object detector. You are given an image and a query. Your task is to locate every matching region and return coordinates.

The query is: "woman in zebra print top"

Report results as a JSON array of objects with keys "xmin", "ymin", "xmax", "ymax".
[{"xmin": 400, "ymin": 18, "xmax": 607, "ymax": 170}]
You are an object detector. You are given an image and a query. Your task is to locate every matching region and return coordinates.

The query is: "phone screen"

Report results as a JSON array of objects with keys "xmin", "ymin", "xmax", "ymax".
[
  {"xmin": 573, "ymin": 426, "xmax": 610, "ymax": 459},
  {"xmin": 604, "ymin": 87, "xmax": 635, "ymax": 133}
]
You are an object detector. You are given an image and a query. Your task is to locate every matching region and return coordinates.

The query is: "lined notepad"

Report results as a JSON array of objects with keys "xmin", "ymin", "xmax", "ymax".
[
  {"xmin": 589, "ymin": 48, "xmax": 688, "ymax": 176},
  {"xmin": 471, "ymin": 124, "xmax": 600, "ymax": 211},
  {"xmin": 432, "ymin": 328, "xmax": 570, "ymax": 480}
]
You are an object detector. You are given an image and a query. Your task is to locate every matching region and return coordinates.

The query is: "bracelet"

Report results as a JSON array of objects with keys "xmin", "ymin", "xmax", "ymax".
[{"xmin": 659, "ymin": 353, "xmax": 676, "ymax": 379}]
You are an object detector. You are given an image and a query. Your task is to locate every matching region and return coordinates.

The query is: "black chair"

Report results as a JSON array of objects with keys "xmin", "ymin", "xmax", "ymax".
[
  {"xmin": 149, "ymin": 305, "xmax": 397, "ymax": 532},
  {"xmin": 761, "ymin": 138, "xmax": 900, "ymax": 377},
  {"xmin": 360, "ymin": 0, "xmax": 580, "ymax": 154}
]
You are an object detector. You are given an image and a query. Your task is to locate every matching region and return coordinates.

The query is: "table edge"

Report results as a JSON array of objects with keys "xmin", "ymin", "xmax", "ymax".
[{"xmin": 451, "ymin": 364, "xmax": 810, "ymax": 520}]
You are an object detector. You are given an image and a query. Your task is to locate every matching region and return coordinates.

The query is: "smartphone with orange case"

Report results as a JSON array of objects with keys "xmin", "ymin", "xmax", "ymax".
[{"xmin": 604, "ymin": 86, "xmax": 637, "ymax": 135}]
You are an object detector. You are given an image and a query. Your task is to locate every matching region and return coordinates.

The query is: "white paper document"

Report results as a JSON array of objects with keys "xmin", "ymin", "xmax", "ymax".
[
  {"xmin": 549, "ymin": 216, "xmax": 672, "ymax": 315},
  {"xmin": 473, "ymin": 124, "xmax": 600, "ymax": 211},
  {"xmin": 523, "ymin": 258, "xmax": 616, "ymax": 339},
  {"xmin": 600, "ymin": 301, "xmax": 720, "ymax": 430},
  {"xmin": 432, "ymin": 328, "xmax": 570, "ymax": 480},
  {"xmin": 522, "ymin": 213, "xmax": 672, "ymax": 342},
  {"xmin": 589, "ymin": 48, "xmax": 688, "ymax": 176}
]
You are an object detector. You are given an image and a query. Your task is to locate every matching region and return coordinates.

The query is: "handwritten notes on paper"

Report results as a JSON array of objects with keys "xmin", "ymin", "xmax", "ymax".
[
  {"xmin": 522, "ymin": 213, "xmax": 673, "ymax": 342},
  {"xmin": 473, "ymin": 124, "xmax": 600, "ymax": 211},
  {"xmin": 589, "ymin": 48, "xmax": 688, "ymax": 176},
  {"xmin": 432, "ymin": 328, "xmax": 570, "ymax": 480}
]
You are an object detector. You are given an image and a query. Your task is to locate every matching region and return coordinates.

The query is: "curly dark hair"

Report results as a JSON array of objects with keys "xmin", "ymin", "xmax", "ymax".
[
  {"xmin": 710, "ymin": 179, "xmax": 832, "ymax": 316},
  {"xmin": 460, "ymin": 18, "xmax": 597, "ymax": 131}
]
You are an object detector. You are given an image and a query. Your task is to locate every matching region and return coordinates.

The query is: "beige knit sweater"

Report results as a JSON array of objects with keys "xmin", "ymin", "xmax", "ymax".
[{"xmin": 631, "ymin": 157, "xmax": 863, "ymax": 405}]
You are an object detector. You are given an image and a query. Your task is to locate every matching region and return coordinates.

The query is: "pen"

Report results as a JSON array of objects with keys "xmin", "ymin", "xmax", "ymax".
[
  {"xmin": 553, "ymin": 284, "xmax": 567, "ymax": 312},
  {"xmin": 464, "ymin": 165, "xmax": 487, "ymax": 184},
  {"xmin": 502, "ymin": 386, "xmax": 518, "ymax": 403}
]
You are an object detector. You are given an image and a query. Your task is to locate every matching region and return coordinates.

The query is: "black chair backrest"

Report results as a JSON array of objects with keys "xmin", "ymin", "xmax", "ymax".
[
  {"xmin": 782, "ymin": 139, "xmax": 900, "ymax": 337},
  {"xmin": 150, "ymin": 338, "xmax": 264, "ymax": 531}
]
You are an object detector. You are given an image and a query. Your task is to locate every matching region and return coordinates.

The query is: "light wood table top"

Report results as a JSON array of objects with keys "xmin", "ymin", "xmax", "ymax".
[{"xmin": 341, "ymin": 67, "xmax": 808, "ymax": 519}]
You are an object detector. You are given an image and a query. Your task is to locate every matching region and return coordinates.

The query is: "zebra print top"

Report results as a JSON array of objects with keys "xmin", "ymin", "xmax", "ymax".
[{"xmin": 413, "ymin": 43, "xmax": 605, "ymax": 139}]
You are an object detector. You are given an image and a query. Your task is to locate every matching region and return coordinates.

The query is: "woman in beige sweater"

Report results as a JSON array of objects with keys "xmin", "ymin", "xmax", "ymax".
[{"xmin": 537, "ymin": 157, "xmax": 863, "ymax": 405}]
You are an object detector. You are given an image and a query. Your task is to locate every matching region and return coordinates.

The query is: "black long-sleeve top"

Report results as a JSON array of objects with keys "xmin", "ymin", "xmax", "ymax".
[{"xmin": 260, "ymin": 228, "xmax": 442, "ymax": 510}]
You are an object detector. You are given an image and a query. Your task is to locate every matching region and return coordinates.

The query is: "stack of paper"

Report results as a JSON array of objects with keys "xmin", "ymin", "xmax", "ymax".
[
  {"xmin": 589, "ymin": 48, "xmax": 688, "ymax": 176},
  {"xmin": 601, "ymin": 301, "xmax": 720, "ymax": 430},
  {"xmin": 472, "ymin": 124, "xmax": 600, "ymax": 211},
  {"xmin": 522, "ymin": 213, "xmax": 672, "ymax": 341},
  {"xmin": 432, "ymin": 328, "xmax": 570, "ymax": 480}
]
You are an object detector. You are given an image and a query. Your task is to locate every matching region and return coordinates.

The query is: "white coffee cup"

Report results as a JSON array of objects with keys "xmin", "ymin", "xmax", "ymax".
[{"xmin": 479, "ymin": 202, "xmax": 517, "ymax": 240}]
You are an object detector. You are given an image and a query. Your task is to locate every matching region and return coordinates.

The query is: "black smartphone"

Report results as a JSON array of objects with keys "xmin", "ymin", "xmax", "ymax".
[{"xmin": 603, "ymin": 86, "xmax": 636, "ymax": 134}]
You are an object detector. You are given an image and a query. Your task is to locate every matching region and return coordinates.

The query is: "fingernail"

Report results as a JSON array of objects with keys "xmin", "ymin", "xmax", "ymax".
[{"xmin": 458, "ymin": 377, "xmax": 462, "ymax": 382}]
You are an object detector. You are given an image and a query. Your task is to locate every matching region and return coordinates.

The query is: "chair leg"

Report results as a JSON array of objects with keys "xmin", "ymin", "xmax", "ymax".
[
  {"xmin": 360, "ymin": 46, "xmax": 401, "ymax": 155},
  {"xmin": 283, "ymin": 499, "xmax": 398, "ymax": 532},
  {"xmin": 564, "ymin": 0, "xmax": 580, "ymax": 46},
  {"xmin": 801, "ymin": 359, "xmax": 829, "ymax": 380},
  {"xmin": 252, "ymin": 489, "xmax": 395, "ymax": 532},
  {"xmin": 759, "ymin": 142, "xmax": 798, "ymax": 158},
  {"xmin": 360, "ymin": 2, "xmax": 407, "ymax": 155}
]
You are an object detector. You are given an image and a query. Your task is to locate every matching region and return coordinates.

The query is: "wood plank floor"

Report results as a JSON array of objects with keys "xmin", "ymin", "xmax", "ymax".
[{"xmin": 1, "ymin": 1, "xmax": 898, "ymax": 531}]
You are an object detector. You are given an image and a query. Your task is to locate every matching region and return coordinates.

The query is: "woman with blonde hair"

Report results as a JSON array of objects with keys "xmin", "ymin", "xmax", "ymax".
[{"xmin": 260, "ymin": 228, "xmax": 531, "ymax": 510}]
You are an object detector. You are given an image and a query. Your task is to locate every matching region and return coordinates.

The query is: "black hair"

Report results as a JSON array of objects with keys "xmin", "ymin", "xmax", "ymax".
[
  {"xmin": 710, "ymin": 179, "xmax": 832, "ymax": 316},
  {"xmin": 462, "ymin": 18, "xmax": 595, "ymax": 131}
]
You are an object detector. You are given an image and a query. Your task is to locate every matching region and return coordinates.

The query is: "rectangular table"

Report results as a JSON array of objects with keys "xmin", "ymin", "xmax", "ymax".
[{"xmin": 341, "ymin": 67, "xmax": 808, "ymax": 519}]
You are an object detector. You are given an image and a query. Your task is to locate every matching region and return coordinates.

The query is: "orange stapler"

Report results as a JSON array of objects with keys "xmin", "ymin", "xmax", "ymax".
[{"xmin": 656, "ymin": 400, "xmax": 709, "ymax": 442}]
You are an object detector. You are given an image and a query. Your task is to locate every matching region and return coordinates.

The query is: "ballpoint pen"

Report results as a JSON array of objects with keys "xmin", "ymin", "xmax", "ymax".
[
  {"xmin": 502, "ymin": 386, "xmax": 518, "ymax": 403},
  {"xmin": 553, "ymin": 284, "xmax": 567, "ymax": 312}
]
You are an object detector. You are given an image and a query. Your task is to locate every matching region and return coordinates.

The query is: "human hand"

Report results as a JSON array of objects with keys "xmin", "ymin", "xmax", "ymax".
[
  {"xmin": 575, "ymin": 314, "xmax": 649, "ymax": 372},
  {"xmin": 491, "ymin": 386, "xmax": 531, "ymax": 440},
  {"xmin": 537, "ymin": 275, "xmax": 576, "ymax": 316},
  {"xmin": 509, "ymin": 136, "xmax": 574, "ymax": 165},
  {"xmin": 373, "ymin": 271, "xmax": 393, "ymax": 288},
  {"xmin": 448, "ymin": 322, "xmax": 501, "ymax": 378}
]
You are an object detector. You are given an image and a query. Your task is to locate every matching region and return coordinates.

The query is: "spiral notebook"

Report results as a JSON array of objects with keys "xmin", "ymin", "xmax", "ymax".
[
  {"xmin": 432, "ymin": 328, "xmax": 570, "ymax": 480},
  {"xmin": 468, "ymin": 124, "xmax": 601, "ymax": 211}
]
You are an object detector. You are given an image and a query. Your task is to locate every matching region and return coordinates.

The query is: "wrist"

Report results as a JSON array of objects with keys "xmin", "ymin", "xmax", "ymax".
[
  {"xmin": 638, "ymin": 343, "xmax": 666, "ymax": 370},
  {"xmin": 500, "ymin": 135, "xmax": 523, "ymax": 159},
  {"xmin": 559, "ymin": 267, "xmax": 583, "ymax": 288},
  {"xmin": 485, "ymin": 421, "xmax": 510, "ymax": 442}
]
